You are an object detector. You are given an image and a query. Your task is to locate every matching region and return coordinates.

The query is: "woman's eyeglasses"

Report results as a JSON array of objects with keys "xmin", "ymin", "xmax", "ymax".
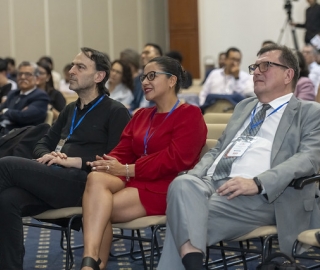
[{"xmin": 140, "ymin": 71, "xmax": 173, "ymax": 83}]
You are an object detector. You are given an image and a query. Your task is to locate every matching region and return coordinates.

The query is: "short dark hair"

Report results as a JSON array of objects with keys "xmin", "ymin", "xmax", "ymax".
[
  {"xmin": 257, "ymin": 44, "xmax": 299, "ymax": 89},
  {"xmin": 111, "ymin": 59, "xmax": 133, "ymax": 92},
  {"xmin": 145, "ymin": 43, "xmax": 163, "ymax": 56},
  {"xmin": 148, "ymin": 56, "xmax": 186, "ymax": 94},
  {"xmin": 262, "ymin": 40, "xmax": 276, "ymax": 47},
  {"xmin": 81, "ymin": 47, "xmax": 111, "ymax": 95},
  {"xmin": 18, "ymin": 61, "xmax": 39, "ymax": 76},
  {"xmin": 120, "ymin": 49, "xmax": 140, "ymax": 71},
  {"xmin": 225, "ymin": 47, "xmax": 241, "ymax": 58},
  {"xmin": 4, "ymin": 57, "xmax": 15, "ymax": 67},
  {"xmin": 165, "ymin": 51, "xmax": 183, "ymax": 63},
  {"xmin": 295, "ymin": 51, "xmax": 309, "ymax": 78},
  {"xmin": 0, "ymin": 58, "xmax": 8, "ymax": 72}
]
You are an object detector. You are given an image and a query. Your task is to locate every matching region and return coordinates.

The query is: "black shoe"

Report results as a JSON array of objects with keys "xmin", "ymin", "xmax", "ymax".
[{"xmin": 80, "ymin": 257, "xmax": 101, "ymax": 270}]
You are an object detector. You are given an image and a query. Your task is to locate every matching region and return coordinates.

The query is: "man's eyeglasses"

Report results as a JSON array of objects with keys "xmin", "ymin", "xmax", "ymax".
[
  {"xmin": 140, "ymin": 71, "xmax": 173, "ymax": 83},
  {"xmin": 17, "ymin": 72, "xmax": 35, "ymax": 78},
  {"xmin": 248, "ymin": 61, "xmax": 289, "ymax": 75}
]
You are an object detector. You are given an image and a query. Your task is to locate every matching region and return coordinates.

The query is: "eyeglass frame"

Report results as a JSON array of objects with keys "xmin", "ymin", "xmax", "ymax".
[
  {"xmin": 17, "ymin": 72, "xmax": 37, "ymax": 78},
  {"xmin": 248, "ymin": 61, "xmax": 289, "ymax": 75},
  {"xmin": 140, "ymin": 71, "xmax": 173, "ymax": 83}
]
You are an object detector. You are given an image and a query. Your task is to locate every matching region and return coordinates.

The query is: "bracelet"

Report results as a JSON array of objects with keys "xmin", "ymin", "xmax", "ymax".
[{"xmin": 125, "ymin": 163, "xmax": 130, "ymax": 182}]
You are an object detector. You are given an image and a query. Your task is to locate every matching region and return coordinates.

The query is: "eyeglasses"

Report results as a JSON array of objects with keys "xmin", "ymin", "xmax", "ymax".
[
  {"xmin": 140, "ymin": 71, "xmax": 173, "ymax": 83},
  {"xmin": 17, "ymin": 72, "xmax": 35, "ymax": 78},
  {"xmin": 248, "ymin": 61, "xmax": 289, "ymax": 75}
]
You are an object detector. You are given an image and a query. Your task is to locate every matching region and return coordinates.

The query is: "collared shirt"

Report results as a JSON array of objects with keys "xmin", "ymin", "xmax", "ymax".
[
  {"xmin": 106, "ymin": 81, "xmax": 134, "ymax": 107},
  {"xmin": 308, "ymin": 62, "xmax": 320, "ymax": 95},
  {"xmin": 207, "ymin": 93, "xmax": 293, "ymax": 179},
  {"xmin": 20, "ymin": 87, "xmax": 36, "ymax": 96},
  {"xmin": 199, "ymin": 68, "xmax": 254, "ymax": 106}
]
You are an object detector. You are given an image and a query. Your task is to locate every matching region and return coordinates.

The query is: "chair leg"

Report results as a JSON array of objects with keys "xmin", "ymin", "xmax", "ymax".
[
  {"xmin": 136, "ymin": 229, "xmax": 148, "ymax": 270},
  {"xmin": 238, "ymin": 241, "xmax": 247, "ymax": 270}
]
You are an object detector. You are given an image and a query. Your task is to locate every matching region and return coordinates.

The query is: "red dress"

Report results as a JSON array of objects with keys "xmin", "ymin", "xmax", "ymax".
[{"xmin": 109, "ymin": 103, "xmax": 207, "ymax": 215}]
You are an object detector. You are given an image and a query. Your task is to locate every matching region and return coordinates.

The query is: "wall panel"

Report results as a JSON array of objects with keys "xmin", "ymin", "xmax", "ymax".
[
  {"xmin": 47, "ymin": 0, "xmax": 79, "ymax": 74},
  {"xmin": 0, "ymin": 0, "xmax": 11, "ymax": 56},
  {"xmin": 14, "ymin": 0, "xmax": 46, "ymax": 62},
  {"xmin": 81, "ymin": 1, "xmax": 110, "ymax": 56}
]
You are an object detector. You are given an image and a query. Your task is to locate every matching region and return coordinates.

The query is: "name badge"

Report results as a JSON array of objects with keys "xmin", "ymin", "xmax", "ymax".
[
  {"xmin": 225, "ymin": 136, "xmax": 254, "ymax": 157},
  {"xmin": 55, "ymin": 139, "xmax": 67, "ymax": 152}
]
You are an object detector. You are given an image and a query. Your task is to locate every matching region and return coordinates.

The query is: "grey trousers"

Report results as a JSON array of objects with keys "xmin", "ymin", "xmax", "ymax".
[{"xmin": 158, "ymin": 174, "xmax": 276, "ymax": 270}]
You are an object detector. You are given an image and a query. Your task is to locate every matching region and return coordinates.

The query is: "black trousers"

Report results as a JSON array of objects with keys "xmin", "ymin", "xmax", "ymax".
[{"xmin": 0, "ymin": 156, "xmax": 88, "ymax": 270}]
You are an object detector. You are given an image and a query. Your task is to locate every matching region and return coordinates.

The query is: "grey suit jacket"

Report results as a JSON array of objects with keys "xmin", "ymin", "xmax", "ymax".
[{"xmin": 188, "ymin": 95, "xmax": 320, "ymax": 253}]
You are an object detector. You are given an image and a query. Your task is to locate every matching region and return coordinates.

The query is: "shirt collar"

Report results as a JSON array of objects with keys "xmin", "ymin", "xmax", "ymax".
[
  {"xmin": 75, "ymin": 93, "xmax": 105, "ymax": 110},
  {"xmin": 20, "ymin": 87, "xmax": 36, "ymax": 95},
  {"xmin": 256, "ymin": 93, "xmax": 293, "ymax": 110}
]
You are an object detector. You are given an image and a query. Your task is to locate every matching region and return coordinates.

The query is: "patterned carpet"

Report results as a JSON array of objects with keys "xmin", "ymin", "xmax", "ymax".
[{"xmin": 22, "ymin": 217, "xmax": 320, "ymax": 270}]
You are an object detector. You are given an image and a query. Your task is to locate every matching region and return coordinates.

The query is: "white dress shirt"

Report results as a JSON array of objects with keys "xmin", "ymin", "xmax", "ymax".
[
  {"xmin": 308, "ymin": 62, "xmax": 320, "ymax": 95},
  {"xmin": 199, "ymin": 68, "xmax": 254, "ymax": 106},
  {"xmin": 207, "ymin": 93, "xmax": 293, "ymax": 179},
  {"xmin": 106, "ymin": 81, "xmax": 134, "ymax": 107}
]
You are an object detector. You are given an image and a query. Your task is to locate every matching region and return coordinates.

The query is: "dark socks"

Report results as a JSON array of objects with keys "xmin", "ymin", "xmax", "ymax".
[{"xmin": 182, "ymin": 252, "xmax": 203, "ymax": 270}]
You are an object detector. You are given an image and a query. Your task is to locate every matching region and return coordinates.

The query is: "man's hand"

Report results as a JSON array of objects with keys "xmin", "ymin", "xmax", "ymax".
[
  {"xmin": 230, "ymin": 64, "xmax": 240, "ymax": 79},
  {"xmin": 216, "ymin": 177, "xmax": 259, "ymax": 199}
]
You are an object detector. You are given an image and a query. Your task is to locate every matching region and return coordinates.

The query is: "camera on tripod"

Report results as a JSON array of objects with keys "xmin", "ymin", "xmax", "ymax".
[{"xmin": 284, "ymin": 0, "xmax": 298, "ymax": 21}]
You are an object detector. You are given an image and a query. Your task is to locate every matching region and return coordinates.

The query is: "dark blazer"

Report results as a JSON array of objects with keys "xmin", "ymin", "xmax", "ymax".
[{"xmin": 0, "ymin": 88, "xmax": 49, "ymax": 133}]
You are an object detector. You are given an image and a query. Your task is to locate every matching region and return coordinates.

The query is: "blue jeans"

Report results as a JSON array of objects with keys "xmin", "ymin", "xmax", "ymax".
[{"xmin": 0, "ymin": 156, "xmax": 88, "ymax": 269}]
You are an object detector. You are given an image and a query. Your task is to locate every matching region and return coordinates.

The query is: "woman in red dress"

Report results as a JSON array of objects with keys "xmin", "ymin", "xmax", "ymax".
[{"xmin": 81, "ymin": 56, "xmax": 207, "ymax": 270}]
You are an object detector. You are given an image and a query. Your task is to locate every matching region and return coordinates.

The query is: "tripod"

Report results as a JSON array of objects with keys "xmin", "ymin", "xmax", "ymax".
[
  {"xmin": 277, "ymin": 17, "xmax": 299, "ymax": 51},
  {"xmin": 277, "ymin": 1, "xmax": 299, "ymax": 50}
]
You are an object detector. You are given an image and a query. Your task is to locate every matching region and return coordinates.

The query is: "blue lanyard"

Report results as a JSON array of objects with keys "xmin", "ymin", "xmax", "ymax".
[
  {"xmin": 67, "ymin": 95, "xmax": 105, "ymax": 140},
  {"xmin": 143, "ymin": 99, "xmax": 180, "ymax": 155},
  {"xmin": 250, "ymin": 101, "xmax": 289, "ymax": 130}
]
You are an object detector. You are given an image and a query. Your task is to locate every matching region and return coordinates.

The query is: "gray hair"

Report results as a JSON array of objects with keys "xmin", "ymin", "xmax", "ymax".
[{"xmin": 18, "ymin": 61, "xmax": 39, "ymax": 76}]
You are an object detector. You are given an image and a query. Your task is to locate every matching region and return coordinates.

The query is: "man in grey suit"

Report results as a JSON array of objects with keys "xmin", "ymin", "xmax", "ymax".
[{"xmin": 158, "ymin": 44, "xmax": 320, "ymax": 270}]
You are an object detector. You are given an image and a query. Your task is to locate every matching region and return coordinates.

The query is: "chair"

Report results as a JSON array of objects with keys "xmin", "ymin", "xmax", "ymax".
[
  {"xmin": 292, "ymin": 228, "xmax": 320, "ymax": 269},
  {"xmin": 204, "ymin": 100, "xmax": 234, "ymax": 114},
  {"xmin": 206, "ymin": 174, "xmax": 320, "ymax": 269},
  {"xmin": 44, "ymin": 110, "xmax": 54, "ymax": 125},
  {"xmin": 206, "ymin": 226, "xmax": 277, "ymax": 269},
  {"xmin": 111, "ymin": 216, "xmax": 167, "ymax": 270},
  {"xmin": 23, "ymin": 207, "xmax": 83, "ymax": 270},
  {"xmin": 206, "ymin": 123, "xmax": 227, "ymax": 140},
  {"xmin": 291, "ymin": 176, "xmax": 320, "ymax": 268},
  {"xmin": 203, "ymin": 113, "xmax": 232, "ymax": 124}
]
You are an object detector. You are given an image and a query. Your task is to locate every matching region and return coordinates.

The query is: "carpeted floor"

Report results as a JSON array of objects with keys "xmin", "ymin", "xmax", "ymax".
[{"xmin": 22, "ymin": 217, "xmax": 320, "ymax": 270}]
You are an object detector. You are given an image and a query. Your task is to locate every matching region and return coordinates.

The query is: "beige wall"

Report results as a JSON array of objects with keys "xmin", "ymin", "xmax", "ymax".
[{"xmin": 0, "ymin": 0, "xmax": 168, "ymax": 76}]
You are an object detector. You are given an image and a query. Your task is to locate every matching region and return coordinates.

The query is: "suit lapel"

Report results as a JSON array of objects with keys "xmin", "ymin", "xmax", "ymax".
[{"xmin": 271, "ymin": 96, "xmax": 299, "ymax": 164}]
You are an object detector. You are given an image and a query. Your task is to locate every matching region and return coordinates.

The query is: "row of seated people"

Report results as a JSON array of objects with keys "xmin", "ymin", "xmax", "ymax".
[
  {"xmin": 182, "ymin": 41, "xmax": 320, "ymax": 114},
  {"xmin": 0, "ymin": 44, "xmax": 320, "ymax": 270}
]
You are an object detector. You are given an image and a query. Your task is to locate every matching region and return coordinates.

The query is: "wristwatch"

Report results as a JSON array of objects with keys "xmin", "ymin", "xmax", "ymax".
[{"xmin": 253, "ymin": 177, "xmax": 263, "ymax": 194}]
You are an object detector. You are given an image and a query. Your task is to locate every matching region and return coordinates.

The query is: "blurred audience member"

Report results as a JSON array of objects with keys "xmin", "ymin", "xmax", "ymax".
[
  {"xmin": 302, "ymin": 44, "xmax": 320, "ymax": 94},
  {"xmin": 166, "ymin": 50, "xmax": 192, "ymax": 89},
  {"xmin": 59, "ymin": 63, "xmax": 74, "ymax": 94},
  {"xmin": 261, "ymin": 40, "xmax": 276, "ymax": 47},
  {"xmin": 38, "ymin": 56, "xmax": 61, "ymax": 90},
  {"xmin": 294, "ymin": 51, "xmax": 316, "ymax": 101},
  {"xmin": 202, "ymin": 52, "xmax": 226, "ymax": 84},
  {"xmin": 0, "ymin": 61, "xmax": 49, "ymax": 135},
  {"xmin": 129, "ymin": 43, "xmax": 163, "ymax": 113},
  {"xmin": 37, "ymin": 61, "xmax": 66, "ymax": 121},
  {"xmin": 106, "ymin": 60, "xmax": 134, "ymax": 108},
  {"xmin": 199, "ymin": 47, "xmax": 254, "ymax": 107},
  {"xmin": 120, "ymin": 49, "xmax": 141, "ymax": 78},
  {"xmin": 0, "ymin": 58, "xmax": 13, "ymax": 104},
  {"xmin": 5, "ymin": 57, "xmax": 17, "ymax": 83}
]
